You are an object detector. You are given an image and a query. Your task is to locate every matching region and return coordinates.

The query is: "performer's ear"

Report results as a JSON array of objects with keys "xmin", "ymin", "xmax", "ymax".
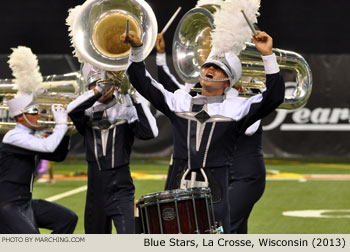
[{"xmin": 14, "ymin": 115, "xmax": 23, "ymax": 123}]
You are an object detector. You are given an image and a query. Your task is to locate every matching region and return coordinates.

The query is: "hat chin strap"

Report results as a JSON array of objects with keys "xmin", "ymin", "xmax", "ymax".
[
  {"xmin": 22, "ymin": 113, "xmax": 40, "ymax": 129},
  {"xmin": 199, "ymin": 73, "xmax": 231, "ymax": 82}
]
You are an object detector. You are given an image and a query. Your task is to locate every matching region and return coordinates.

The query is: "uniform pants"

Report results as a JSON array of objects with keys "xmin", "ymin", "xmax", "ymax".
[
  {"xmin": 229, "ymin": 155, "xmax": 266, "ymax": 234},
  {"xmin": 32, "ymin": 199, "xmax": 78, "ymax": 234},
  {"xmin": 208, "ymin": 167, "xmax": 230, "ymax": 233},
  {"xmin": 84, "ymin": 162, "xmax": 135, "ymax": 234},
  {"xmin": 0, "ymin": 199, "xmax": 38, "ymax": 234},
  {"xmin": 0, "ymin": 199, "xmax": 77, "ymax": 234}
]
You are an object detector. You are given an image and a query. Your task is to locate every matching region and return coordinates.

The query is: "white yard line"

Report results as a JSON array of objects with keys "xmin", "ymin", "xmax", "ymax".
[
  {"xmin": 267, "ymin": 173, "xmax": 350, "ymax": 181},
  {"xmin": 283, "ymin": 209, "xmax": 350, "ymax": 218},
  {"xmin": 45, "ymin": 185, "xmax": 87, "ymax": 202}
]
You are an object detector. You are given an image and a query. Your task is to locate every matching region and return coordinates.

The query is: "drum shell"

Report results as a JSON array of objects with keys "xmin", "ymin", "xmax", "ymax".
[{"xmin": 137, "ymin": 187, "xmax": 216, "ymax": 234}]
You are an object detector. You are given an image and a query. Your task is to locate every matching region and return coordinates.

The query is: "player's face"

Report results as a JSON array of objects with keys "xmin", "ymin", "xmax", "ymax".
[
  {"xmin": 200, "ymin": 64, "xmax": 230, "ymax": 96},
  {"xmin": 20, "ymin": 113, "xmax": 41, "ymax": 129},
  {"xmin": 25, "ymin": 113, "xmax": 40, "ymax": 125}
]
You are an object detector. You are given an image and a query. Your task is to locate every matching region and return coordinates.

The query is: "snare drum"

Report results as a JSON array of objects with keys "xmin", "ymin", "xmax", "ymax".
[{"xmin": 136, "ymin": 187, "xmax": 217, "ymax": 234}]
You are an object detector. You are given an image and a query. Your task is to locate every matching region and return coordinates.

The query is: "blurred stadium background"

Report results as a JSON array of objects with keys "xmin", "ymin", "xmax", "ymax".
[{"xmin": 1, "ymin": 0, "xmax": 350, "ymax": 234}]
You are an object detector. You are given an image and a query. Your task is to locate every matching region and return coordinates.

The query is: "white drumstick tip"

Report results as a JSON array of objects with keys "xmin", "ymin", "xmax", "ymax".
[{"xmin": 161, "ymin": 6, "xmax": 182, "ymax": 34}]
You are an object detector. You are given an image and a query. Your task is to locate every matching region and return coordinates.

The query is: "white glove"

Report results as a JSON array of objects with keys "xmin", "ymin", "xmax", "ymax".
[{"xmin": 52, "ymin": 104, "xmax": 68, "ymax": 124}]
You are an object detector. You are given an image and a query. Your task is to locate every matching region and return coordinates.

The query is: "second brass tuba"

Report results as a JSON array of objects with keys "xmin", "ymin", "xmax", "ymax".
[{"xmin": 172, "ymin": 4, "xmax": 312, "ymax": 110}]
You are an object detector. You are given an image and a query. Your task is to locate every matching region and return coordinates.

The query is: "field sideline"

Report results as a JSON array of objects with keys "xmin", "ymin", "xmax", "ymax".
[{"xmin": 33, "ymin": 157, "xmax": 350, "ymax": 234}]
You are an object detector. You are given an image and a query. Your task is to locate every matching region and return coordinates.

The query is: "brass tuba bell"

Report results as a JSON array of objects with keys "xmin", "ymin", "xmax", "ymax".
[
  {"xmin": 72, "ymin": 0, "xmax": 157, "ymax": 71},
  {"xmin": 172, "ymin": 4, "xmax": 312, "ymax": 110},
  {"xmin": 71, "ymin": 0, "xmax": 157, "ymax": 98},
  {"xmin": 0, "ymin": 72, "xmax": 84, "ymax": 134}
]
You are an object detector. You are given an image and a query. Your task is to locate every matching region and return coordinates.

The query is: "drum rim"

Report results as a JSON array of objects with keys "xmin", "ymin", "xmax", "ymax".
[{"xmin": 137, "ymin": 187, "xmax": 212, "ymax": 206}]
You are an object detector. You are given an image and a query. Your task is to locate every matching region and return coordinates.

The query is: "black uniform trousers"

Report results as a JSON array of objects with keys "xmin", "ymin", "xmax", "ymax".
[
  {"xmin": 0, "ymin": 198, "xmax": 38, "ymax": 234},
  {"xmin": 209, "ymin": 167, "xmax": 230, "ymax": 233},
  {"xmin": 32, "ymin": 199, "xmax": 78, "ymax": 234},
  {"xmin": 0, "ymin": 198, "xmax": 78, "ymax": 234},
  {"xmin": 229, "ymin": 155, "xmax": 265, "ymax": 234},
  {"xmin": 84, "ymin": 162, "xmax": 135, "ymax": 234}
]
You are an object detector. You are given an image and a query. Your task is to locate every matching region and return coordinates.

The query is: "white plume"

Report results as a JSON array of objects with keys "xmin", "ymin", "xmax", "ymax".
[
  {"xmin": 211, "ymin": 0, "xmax": 261, "ymax": 55},
  {"xmin": 66, "ymin": 5, "xmax": 83, "ymax": 63},
  {"xmin": 8, "ymin": 46, "xmax": 43, "ymax": 97},
  {"xmin": 196, "ymin": 0, "xmax": 224, "ymax": 7}
]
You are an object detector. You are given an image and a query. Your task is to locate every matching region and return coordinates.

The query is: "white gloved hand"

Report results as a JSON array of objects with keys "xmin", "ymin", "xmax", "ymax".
[{"xmin": 51, "ymin": 104, "xmax": 68, "ymax": 124}]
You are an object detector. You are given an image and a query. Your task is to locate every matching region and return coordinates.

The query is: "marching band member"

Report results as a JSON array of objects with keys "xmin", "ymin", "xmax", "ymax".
[
  {"xmin": 0, "ymin": 46, "xmax": 77, "ymax": 234},
  {"xmin": 66, "ymin": 3, "xmax": 159, "ymax": 234},
  {"xmin": 154, "ymin": 33, "xmax": 198, "ymax": 190},
  {"xmin": 67, "ymin": 63, "xmax": 158, "ymax": 234},
  {"xmin": 121, "ymin": 26, "xmax": 284, "ymax": 233},
  {"xmin": 155, "ymin": 33, "xmax": 266, "ymax": 234}
]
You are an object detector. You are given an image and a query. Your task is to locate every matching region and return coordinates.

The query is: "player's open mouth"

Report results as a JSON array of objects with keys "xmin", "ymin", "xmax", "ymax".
[{"xmin": 206, "ymin": 73, "xmax": 213, "ymax": 79}]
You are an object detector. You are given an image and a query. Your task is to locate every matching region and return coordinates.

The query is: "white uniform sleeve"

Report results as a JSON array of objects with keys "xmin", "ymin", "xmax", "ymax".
[
  {"xmin": 3, "ymin": 125, "xmax": 68, "ymax": 153},
  {"xmin": 262, "ymin": 54, "xmax": 280, "ymax": 74},
  {"xmin": 67, "ymin": 89, "xmax": 95, "ymax": 113}
]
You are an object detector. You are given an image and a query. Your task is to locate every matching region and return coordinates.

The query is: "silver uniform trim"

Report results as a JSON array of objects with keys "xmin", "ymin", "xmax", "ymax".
[
  {"xmin": 30, "ymin": 172, "xmax": 34, "ymax": 193},
  {"xmin": 92, "ymin": 129, "xmax": 102, "ymax": 171},
  {"xmin": 139, "ymin": 101, "xmax": 159, "ymax": 138},
  {"xmin": 177, "ymin": 111, "xmax": 233, "ymax": 152},
  {"xmin": 191, "ymin": 96, "xmax": 224, "ymax": 105},
  {"xmin": 92, "ymin": 119, "xmax": 127, "ymax": 170},
  {"xmin": 202, "ymin": 122, "xmax": 216, "ymax": 168},
  {"xmin": 195, "ymin": 104, "xmax": 208, "ymax": 151},
  {"xmin": 101, "ymin": 129, "xmax": 109, "ymax": 156},
  {"xmin": 176, "ymin": 112, "xmax": 233, "ymax": 123},
  {"xmin": 112, "ymin": 127, "xmax": 116, "ymax": 168},
  {"xmin": 186, "ymin": 104, "xmax": 193, "ymax": 170},
  {"xmin": 91, "ymin": 119, "xmax": 127, "ymax": 130},
  {"xmin": 196, "ymin": 120, "xmax": 206, "ymax": 151}
]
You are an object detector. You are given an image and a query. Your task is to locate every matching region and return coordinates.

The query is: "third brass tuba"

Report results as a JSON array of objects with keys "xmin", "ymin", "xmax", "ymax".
[
  {"xmin": 172, "ymin": 4, "xmax": 312, "ymax": 110},
  {"xmin": 0, "ymin": 72, "xmax": 83, "ymax": 134}
]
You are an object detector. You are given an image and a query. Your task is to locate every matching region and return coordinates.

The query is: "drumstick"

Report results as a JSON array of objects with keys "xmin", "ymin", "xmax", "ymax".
[
  {"xmin": 126, "ymin": 20, "xmax": 130, "ymax": 38},
  {"xmin": 241, "ymin": 10, "xmax": 257, "ymax": 36},
  {"xmin": 161, "ymin": 6, "xmax": 182, "ymax": 34}
]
